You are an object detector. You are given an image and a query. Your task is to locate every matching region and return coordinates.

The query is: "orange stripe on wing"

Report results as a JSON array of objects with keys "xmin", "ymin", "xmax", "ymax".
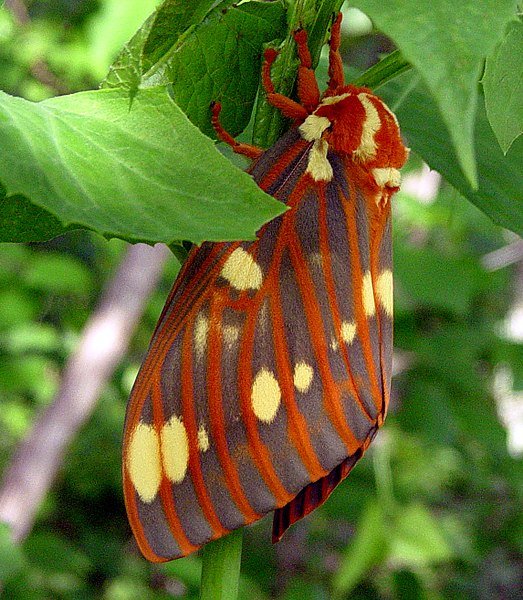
[
  {"xmin": 340, "ymin": 174, "xmax": 383, "ymax": 412},
  {"xmin": 317, "ymin": 185, "xmax": 374, "ymax": 423},
  {"xmin": 180, "ymin": 325, "xmax": 230, "ymax": 538},
  {"xmin": 122, "ymin": 471, "xmax": 166, "ymax": 563},
  {"xmin": 287, "ymin": 221, "xmax": 361, "ymax": 455},
  {"xmin": 207, "ymin": 299, "xmax": 261, "ymax": 522},
  {"xmin": 257, "ymin": 139, "xmax": 310, "ymax": 191},
  {"xmin": 238, "ymin": 295, "xmax": 294, "ymax": 506},
  {"xmin": 125, "ymin": 245, "xmax": 232, "ymax": 447},
  {"xmin": 269, "ymin": 291, "xmax": 327, "ymax": 481},
  {"xmin": 128, "ymin": 245, "xmax": 239, "ymax": 438},
  {"xmin": 152, "ymin": 381, "xmax": 198, "ymax": 557},
  {"xmin": 152, "ymin": 244, "xmax": 232, "ymax": 343}
]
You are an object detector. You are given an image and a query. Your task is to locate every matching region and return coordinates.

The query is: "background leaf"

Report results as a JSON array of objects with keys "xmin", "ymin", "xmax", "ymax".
[
  {"xmin": 102, "ymin": 0, "xmax": 224, "ymax": 91},
  {"xmin": 351, "ymin": 0, "xmax": 519, "ymax": 187},
  {"xmin": 166, "ymin": 0, "xmax": 286, "ymax": 138},
  {"xmin": 86, "ymin": 0, "xmax": 160, "ymax": 81},
  {"xmin": 483, "ymin": 19, "xmax": 523, "ymax": 154},
  {"xmin": 389, "ymin": 503, "xmax": 453, "ymax": 567},
  {"xmin": 381, "ymin": 76, "xmax": 523, "ymax": 235},
  {"xmin": 332, "ymin": 500, "xmax": 387, "ymax": 598}
]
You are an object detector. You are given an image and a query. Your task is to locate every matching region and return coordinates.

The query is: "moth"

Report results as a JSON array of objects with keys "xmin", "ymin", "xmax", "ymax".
[{"xmin": 123, "ymin": 13, "xmax": 408, "ymax": 562}]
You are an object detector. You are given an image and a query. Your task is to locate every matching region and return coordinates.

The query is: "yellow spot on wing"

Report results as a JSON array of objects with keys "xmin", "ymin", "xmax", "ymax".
[
  {"xmin": 160, "ymin": 416, "xmax": 189, "ymax": 484},
  {"xmin": 377, "ymin": 270, "xmax": 393, "ymax": 316},
  {"xmin": 223, "ymin": 324, "xmax": 240, "ymax": 347},
  {"xmin": 197, "ymin": 424, "xmax": 210, "ymax": 453},
  {"xmin": 293, "ymin": 362, "xmax": 314, "ymax": 393},
  {"xmin": 258, "ymin": 300, "xmax": 270, "ymax": 331},
  {"xmin": 362, "ymin": 271, "xmax": 376, "ymax": 317},
  {"xmin": 309, "ymin": 252, "xmax": 324, "ymax": 268},
  {"xmin": 355, "ymin": 94, "xmax": 381, "ymax": 161},
  {"xmin": 221, "ymin": 248, "xmax": 263, "ymax": 291},
  {"xmin": 341, "ymin": 320, "xmax": 357, "ymax": 344},
  {"xmin": 194, "ymin": 313, "xmax": 208, "ymax": 360},
  {"xmin": 299, "ymin": 114, "xmax": 331, "ymax": 141},
  {"xmin": 127, "ymin": 422, "xmax": 161, "ymax": 503},
  {"xmin": 251, "ymin": 368, "xmax": 281, "ymax": 423},
  {"xmin": 306, "ymin": 139, "xmax": 333, "ymax": 182}
]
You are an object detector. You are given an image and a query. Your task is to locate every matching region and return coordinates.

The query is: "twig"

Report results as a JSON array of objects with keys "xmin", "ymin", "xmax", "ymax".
[
  {"xmin": 5, "ymin": 0, "xmax": 70, "ymax": 95},
  {"xmin": 4, "ymin": 0, "xmax": 29, "ymax": 24},
  {"xmin": 482, "ymin": 238, "xmax": 523, "ymax": 271},
  {"xmin": 0, "ymin": 243, "xmax": 171, "ymax": 542}
]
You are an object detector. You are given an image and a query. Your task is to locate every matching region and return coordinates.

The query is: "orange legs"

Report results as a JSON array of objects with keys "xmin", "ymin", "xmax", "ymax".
[
  {"xmin": 211, "ymin": 13, "xmax": 346, "ymax": 157},
  {"xmin": 211, "ymin": 102, "xmax": 263, "ymax": 160},
  {"xmin": 293, "ymin": 29, "xmax": 321, "ymax": 112},
  {"xmin": 261, "ymin": 12, "xmax": 346, "ymax": 115},
  {"xmin": 261, "ymin": 48, "xmax": 309, "ymax": 121},
  {"xmin": 327, "ymin": 12, "xmax": 345, "ymax": 92}
]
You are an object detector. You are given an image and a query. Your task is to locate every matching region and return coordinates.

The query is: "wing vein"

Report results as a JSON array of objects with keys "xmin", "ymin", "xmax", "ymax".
[
  {"xmin": 181, "ymin": 324, "xmax": 230, "ymax": 538},
  {"xmin": 269, "ymin": 291, "xmax": 328, "ymax": 481}
]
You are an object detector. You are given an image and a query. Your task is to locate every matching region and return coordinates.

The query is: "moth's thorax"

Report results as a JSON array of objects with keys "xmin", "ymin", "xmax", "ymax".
[{"xmin": 298, "ymin": 85, "xmax": 409, "ymax": 203}]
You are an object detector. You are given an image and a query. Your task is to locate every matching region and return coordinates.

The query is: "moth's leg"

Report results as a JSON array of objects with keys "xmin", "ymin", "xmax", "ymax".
[
  {"xmin": 327, "ymin": 12, "xmax": 345, "ymax": 92},
  {"xmin": 211, "ymin": 102, "xmax": 263, "ymax": 160},
  {"xmin": 262, "ymin": 48, "xmax": 309, "ymax": 121},
  {"xmin": 292, "ymin": 29, "xmax": 321, "ymax": 112}
]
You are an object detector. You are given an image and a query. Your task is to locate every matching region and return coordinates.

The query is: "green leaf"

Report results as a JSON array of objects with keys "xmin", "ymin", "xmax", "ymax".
[
  {"xmin": 381, "ymin": 76, "xmax": 523, "ymax": 236},
  {"xmin": 103, "ymin": 0, "xmax": 286, "ymax": 138},
  {"xmin": 0, "ymin": 194, "xmax": 75, "ymax": 242},
  {"xmin": 351, "ymin": 0, "xmax": 519, "ymax": 188},
  {"xmin": 102, "ymin": 0, "xmax": 225, "ymax": 91},
  {"xmin": 332, "ymin": 500, "xmax": 387, "ymax": 598},
  {"xmin": 389, "ymin": 503, "xmax": 453, "ymax": 567},
  {"xmin": 351, "ymin": 50, "xmax": 412, "ymax": 90},
  {"xmin": 141, "ymin": 1, "xmax": 223, "ymax": 72},
  {"xmin": 0, "ymin": 87, "xmax": 285, "ymax": 245},
  {"xmin": 0, "ymin": 524, "xmax": 26, "ymax": 582},
  {"xmin": 483, "ymin": 19, "xmax": 523, "ymax": 153},
  {"xmin": 166, "ymin": 1, "xmax": 287, "ymax": 138}
]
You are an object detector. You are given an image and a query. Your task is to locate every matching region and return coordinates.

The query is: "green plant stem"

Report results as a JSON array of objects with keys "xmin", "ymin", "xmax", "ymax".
[
  {"xmin": 372, "ymin": 434, "xmax": 396, "ymax": 518},
  {"xmin": 351, "ymin": 50, "xmax": 411, "ymax": 90},
  {"xmin": 199, "ymin": 529, "xmax": 244, "ymax": 600}
]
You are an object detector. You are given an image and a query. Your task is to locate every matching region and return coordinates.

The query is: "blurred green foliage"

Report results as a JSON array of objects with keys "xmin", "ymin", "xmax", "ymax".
[{"xmin": 0, "ymin": 1, "xmax": 522, "ymax": 599}]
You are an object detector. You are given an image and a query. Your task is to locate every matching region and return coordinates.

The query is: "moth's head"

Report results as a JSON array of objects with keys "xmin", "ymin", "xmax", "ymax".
[{"xmin": 299, "ymin": 85, "xmax": 408, "ymax": 169}]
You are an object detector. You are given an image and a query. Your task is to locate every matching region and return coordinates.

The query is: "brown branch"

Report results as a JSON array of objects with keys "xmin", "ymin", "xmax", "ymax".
[
  {"xmin": 0, "ymin": 243, "xmax": 171, "ymax": 542},
  {"xmin": 5, "ymin": 0, "xmax": 29, "ymax": 24},
  {"xmin": 5, "ymin": 0, "xmax": 70, "ymax": 95}
]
